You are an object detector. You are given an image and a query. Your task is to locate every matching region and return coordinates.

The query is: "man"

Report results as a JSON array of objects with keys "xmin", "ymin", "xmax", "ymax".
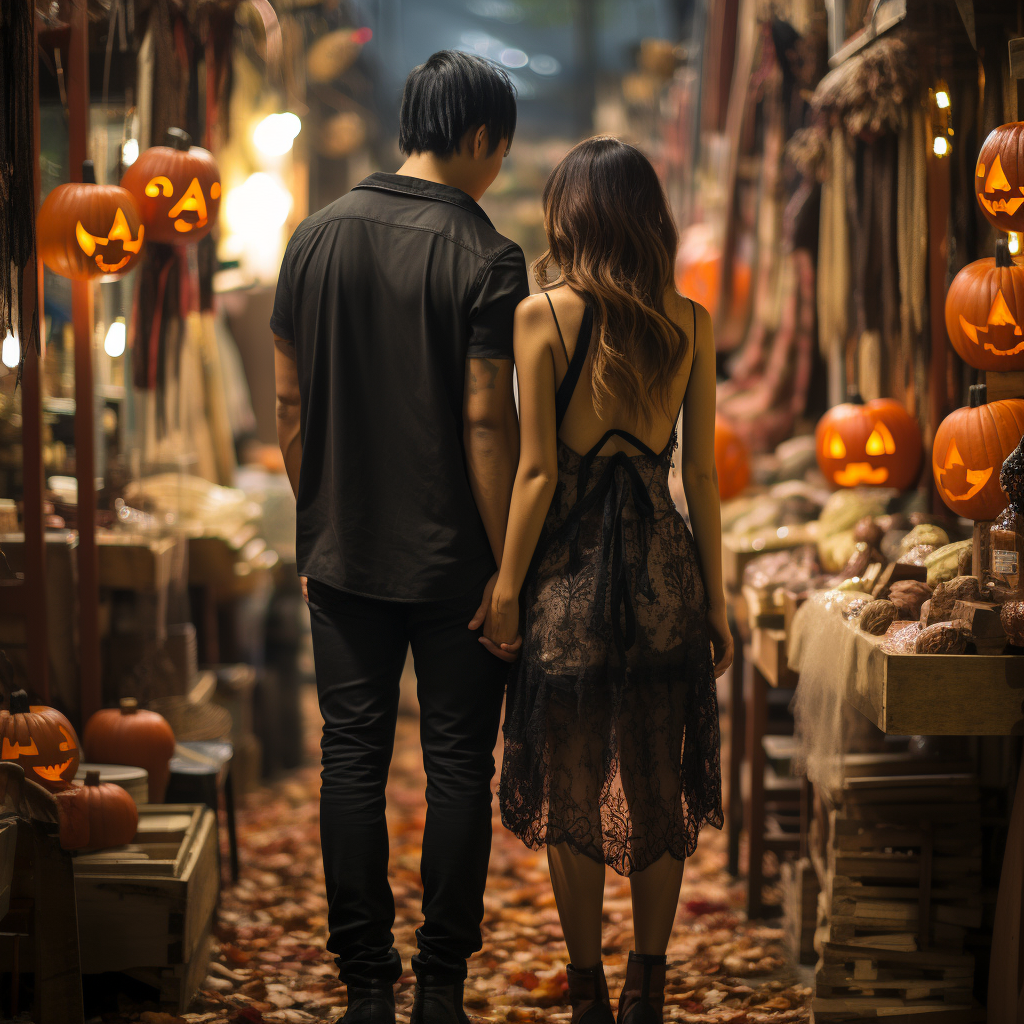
[{"xmin": 272, "ymin": 51, "xmax": 528, "ymax": 1024}]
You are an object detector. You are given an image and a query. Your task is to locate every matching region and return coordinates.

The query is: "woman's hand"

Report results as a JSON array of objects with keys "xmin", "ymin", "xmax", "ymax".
[
  {"xmin": 481, "ymin": 587, "xmax": 522, "ymax": 661},
  {"xmin": 707, "ymin": 605, "xmax": 734, "ymax": 678}
]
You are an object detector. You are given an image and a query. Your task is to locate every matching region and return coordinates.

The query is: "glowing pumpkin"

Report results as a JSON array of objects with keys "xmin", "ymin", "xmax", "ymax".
[
  {"xmin": 36, "ymin": 161, "xmax": 144, "ymax": 280},
  {"xmin": 120, "ymin": 128, "xmax": 221, "ymax": 244},
  {"xmin": 0, "ymin": 689, "xmax": 80, "ymax": 792},
  {"xmin": 715, "ymin": 415, "xmax": 750, "ymax": 500},
  {"xmin": 932, "ymin": 384, "xmax": 1024, "ymax": 520},
  {"xmin": 815, "ymin": 397, "xmax": 922, "ymax": 490},
  {"xmin": 945, "ymin": 239, "xmax": 1024, "ymax": 370},
  {"xmin": 975, "ymin": 123, "xmax": 1024, "ymax": 233}
]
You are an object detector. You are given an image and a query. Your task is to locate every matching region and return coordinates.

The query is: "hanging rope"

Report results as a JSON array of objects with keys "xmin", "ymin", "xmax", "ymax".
[{"xmin": 0, "ymin": 0, "xmax": 38, "ymax": 383}]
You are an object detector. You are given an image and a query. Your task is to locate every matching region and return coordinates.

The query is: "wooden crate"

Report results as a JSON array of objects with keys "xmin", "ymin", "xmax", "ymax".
[
  {"xmin": 742, "ymin": 585, "xmax": 785, "ymax": 629},
  {"xmin": 73, "ymin": 804, "xmax": 218, "ymax": 980},
  {"xmin": 782, "ymin": 856, "xmax": 819, "ymax": 965},
  {"xmin": 0, "ymin": 817, "xmax": 15, "ymax": 922}
]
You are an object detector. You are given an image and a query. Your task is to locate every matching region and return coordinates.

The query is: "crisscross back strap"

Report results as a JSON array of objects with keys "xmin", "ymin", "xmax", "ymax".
[{"xmin": 554, "ymin": 302, "xmax": 594, "ymax": 431}]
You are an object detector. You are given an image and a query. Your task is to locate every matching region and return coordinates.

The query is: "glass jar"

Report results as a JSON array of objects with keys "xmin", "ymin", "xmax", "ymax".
[{"xmin": 989, "ymin": 504, "xmax": 1024, "ymax": 599}]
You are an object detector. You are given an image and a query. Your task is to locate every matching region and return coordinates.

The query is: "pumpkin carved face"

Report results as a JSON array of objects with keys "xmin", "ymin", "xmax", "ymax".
[
  {"xmin": 120, "ymin": 128, "xmax": 221, "ymax": 244},
  {"xmin": 36, "ymin": 162, "xmax": 144, "ymax": 280},
  {"xmin": 932, "ymin": 385, "xmax": 1024, "ymax": 520},
  {"xmin": 815, "ymin": 397, "xmax": 922, "ymax": 490},
  {"xmin": 946, "ymin": 240, "xmax": 1024, "ymax": 370},
  {"xmin": 0, "ymin": 690, "xmax": 81, "ymax": 791},
  {"xmin": 975, "ymin": 123, "xmax": 1024, "ymax": 233}
]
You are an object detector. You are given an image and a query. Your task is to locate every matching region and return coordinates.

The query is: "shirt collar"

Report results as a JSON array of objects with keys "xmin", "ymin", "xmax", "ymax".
[{"xmin": 351, "ymin": 172, "xmax": 494, "ymax": 227}]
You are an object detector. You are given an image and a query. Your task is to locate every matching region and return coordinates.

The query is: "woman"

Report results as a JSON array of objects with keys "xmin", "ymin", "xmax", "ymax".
[{"xmin": 481, "ymin": 137, "xmax": 732, "ymax": 1024}]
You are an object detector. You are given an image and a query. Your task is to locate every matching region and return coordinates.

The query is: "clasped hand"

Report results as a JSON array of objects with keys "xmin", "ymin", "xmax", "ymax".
[{"xmin": 468, "ymin": 571, "xmax": 522, "ymax": 662}]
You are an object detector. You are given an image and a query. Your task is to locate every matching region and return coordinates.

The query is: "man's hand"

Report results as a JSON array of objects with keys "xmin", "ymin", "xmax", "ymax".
[
  {"xmin": 469, "ymin": 571, "xmax": 521, "ymax": 663},
  {"xmin": 300, "ymin": 576, "xmax": 309, "ymax": 603}
]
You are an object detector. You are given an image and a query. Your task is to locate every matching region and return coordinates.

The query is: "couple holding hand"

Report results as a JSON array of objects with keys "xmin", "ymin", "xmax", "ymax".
[{"xmin": 272, "ymin": 50, "xmax": 732, "ymax": 1024}]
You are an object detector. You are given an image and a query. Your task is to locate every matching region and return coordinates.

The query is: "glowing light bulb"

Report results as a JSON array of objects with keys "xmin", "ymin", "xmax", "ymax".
[
  {"xmin": 935, "ymin": 90, "xmax": 950, "ymax": 109},
  {"xmin": 104, "ymin": 318, "xmax": 126, "ymax": 357},
  {"xmin": 933, "ymin": 136, "xmax": 949, "ymax": 157},
  {"xmin": 225, "ymin": 173, "xmax": 293, "ymax": 234},
  {"xmin": 253, "ymin": 112, "xmax": 302, "ymax": 157},
  {"xmin": 122, "ymin": 138, "xmax": 139, "ymax": 165},
  {"xmin": 1010, "ymin": 233, "xmax": 1021, "ymax": 256},
  {"xmin": 2, "ymin": 332, "xmax": 19, "ymax": 369}
]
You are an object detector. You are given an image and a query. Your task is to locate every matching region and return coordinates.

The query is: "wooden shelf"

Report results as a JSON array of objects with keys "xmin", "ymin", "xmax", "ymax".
[
  {"xmin": 752, "ymin": 626, "xmax": 799, "ymax": 688},
  {"xmin": 845, "ymin": 626, "xmax": 1024, "ymax": 736}
]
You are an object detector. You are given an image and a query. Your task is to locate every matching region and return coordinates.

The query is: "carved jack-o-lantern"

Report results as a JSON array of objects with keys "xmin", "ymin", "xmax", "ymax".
[
  {"xmin": 120, "ymin": 128, "xmax": 222, "ymax": 244},
  {"xmin": 714, "ymin": 415, "xmax": 750, "ymax": 500},
  {"xmin": 0, "ymin": 690, "xmax": 80, "ymax": 792},
  {"xmin": 975, "ymin": 123, "xmax": 1024, "ymax": 233},
  {"xmin": 36, "ymin": 161, "xmax": 144, "ymax": 280},
  {"xmin": 932, "ymin": 384, "xmax": 1024, "ymax": 520},
  {"xmin": 945, "ymin": 240, "xmax": 1024, "ymax": 370},
  {"xmin": 815, "ymin": 396, "xmax": 922, "ymax": 490}
]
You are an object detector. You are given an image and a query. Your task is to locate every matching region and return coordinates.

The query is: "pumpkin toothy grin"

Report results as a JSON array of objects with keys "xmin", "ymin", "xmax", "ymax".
[
  {"xmin": 33, "ymin": 759, "xmax": 75, "ymax": 782},
  {"xmin": 832, "ymin": 462, "xmax": 890, "ymax": 487}
]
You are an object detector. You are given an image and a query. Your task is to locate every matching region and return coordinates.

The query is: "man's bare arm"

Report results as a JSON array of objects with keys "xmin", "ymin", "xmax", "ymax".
[
  {"xmin": 463, "ymin": 357, "xmax": 519, "ymax": 566},
  {"xmin": 274, "ymin": 334, "xmax": 302, "ymax": 498}
]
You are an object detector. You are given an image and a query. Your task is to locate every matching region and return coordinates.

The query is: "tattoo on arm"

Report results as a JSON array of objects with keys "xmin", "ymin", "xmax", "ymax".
[{"xmin": 469, "ymin": 358, "xmax": 499, "ymax": 394}]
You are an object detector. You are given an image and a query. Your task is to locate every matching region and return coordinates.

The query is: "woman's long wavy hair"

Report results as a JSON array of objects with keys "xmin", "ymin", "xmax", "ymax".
[{"xmin": 534, "ymin": 136, "xmax": 687, "ymax": 426}]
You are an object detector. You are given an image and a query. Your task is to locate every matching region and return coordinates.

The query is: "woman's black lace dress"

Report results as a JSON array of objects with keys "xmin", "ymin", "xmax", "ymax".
[{"xmin": 500, "ymin": 298, "xmax": 723, "ymax": 876}]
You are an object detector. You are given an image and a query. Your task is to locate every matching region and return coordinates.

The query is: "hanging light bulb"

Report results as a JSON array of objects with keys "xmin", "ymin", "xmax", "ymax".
[
  {"xmin": 253, "ymin": 112, "xmax": 302, "ymax": 157},
  {"xmin": 1, "ymin": 332, "xmax": 19, "ymax": 369},
  {"xmin": 122, "ymin": 138, "xmax": 140, "ymax": 165},
  {"xmin": 933, "ymin": 136, "xmax": 950, "ymax": 157},
  {"xmin": 104, "ymin": 317, "xmax": 126, "ymax": 357},
  {"xmin": 935, "ymin": 90, "xmax": 950, "ymax": 110},
  {"xmin": 1009, "ymin": 233, "xmax": 1021, "ymax": 256}
]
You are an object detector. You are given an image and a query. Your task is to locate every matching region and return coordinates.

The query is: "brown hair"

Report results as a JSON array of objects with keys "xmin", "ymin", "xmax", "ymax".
[{"xmin": 534, "ymin": 136, "xmax": 687, "ymax": 425}]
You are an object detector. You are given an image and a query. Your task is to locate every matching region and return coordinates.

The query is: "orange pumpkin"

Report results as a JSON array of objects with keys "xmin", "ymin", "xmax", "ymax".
[
  {"xmin": 932, "ymin": 384, "xmax": 1024, "ymax": 520},
  {"xmin": 36, "ymin": 161, "xmax": 144, "ymax": 279},
  {"xmin": 715, "ymin": 415, "xmax": 750, "ymax": 500},
  {"xmin": 815, "ymin": 396, "xmax": 922, "ymax": 490},
  {"xmin": 945, "ymin": 240, "xmax": 1024, "ymax": 370},
  {"xmin": 83, "ymin": 697, "xmax": 175, "ymax": 802},
  {"xmin": 975, "ymin": 123, "xmax": 1024, "ymax": 233},
  {"xmin": 54, "ymin": 770, "xmax": 139, "ymax": 850},
  {"xmin": 121, "ymin": 128, "xmax": 222, "ymax": 244},
  {"xmin": 0, "ymin": 689, "xmax": 80, "ymax": 791}
]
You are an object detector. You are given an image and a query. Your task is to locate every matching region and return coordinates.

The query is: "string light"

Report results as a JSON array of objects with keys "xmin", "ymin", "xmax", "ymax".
[
  {"xmin": 1009, "ymin": 233, "xmax": 1021, "ymax": 256},
  {"xmin": 122, "ymin": 138, "xmax": 139, "ymax": 165},
  {"xmin": 933, "ymin": 136, "xmax": 950, "ymax": 157},
  {"xmin": 935, "ymin": 90, "xmax": 950, "ymax": 109},
  {"xmin": 104, "ymin": 317, "xmax": 126, "ymax": 357},
  {"xmin": 253, "ymin": 113, "xmax": 302, "ymax": 157},
  {"xmin": 1, "ymin": 332, "xmax": 19, "ymax": 369}
]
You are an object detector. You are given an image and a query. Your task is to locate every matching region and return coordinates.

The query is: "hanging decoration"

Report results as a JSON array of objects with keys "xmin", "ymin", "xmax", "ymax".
[
  {"xmin": 36, "ymin": 161, "xmax": 145, "ymax": 280},
  {"xmin": 121, "ymin": 128, "xmax": 222, "ymax": 244},
  {"xmin": 815, "ymin": 396, "xmax": 922, "ymax": 490},
  {"xmin": 0, "ymin": 0, "xmax": 38, "ymax": 377},
  {"xmin": 975, "ymin": 122, "xmax": 1024, "ymax": 233},
  {"xmin": 932, "ymin": 384, "xmax": 1024, "ymax": 520},
  {"xmin": 945, "ymin": 239, "xmax": 1024, "ymax": 370},
  {"xmin": 0, "ymin": 689, "xmax": 81, "ymax": 792}
]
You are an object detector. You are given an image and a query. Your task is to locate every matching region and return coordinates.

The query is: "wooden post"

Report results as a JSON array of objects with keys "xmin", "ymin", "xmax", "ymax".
[
  {"xmin": 927, "ymin": 133, "xmax": 951, "ymax": 515},
  {"xmin": 20, "ymin": 0, "xmax": 48, "ymax": 701},
  {"xmin": 744, "ymin": 651, "xmax": 768, "ymax": 919},
  {"xmin": 68, "ymin": 0, "xmax": 101, "ymax": 724}
]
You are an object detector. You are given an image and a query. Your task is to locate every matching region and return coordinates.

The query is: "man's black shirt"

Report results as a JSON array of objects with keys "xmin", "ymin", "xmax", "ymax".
[{"xmin": 271, "ymin": 172, "xmax": 530, "ymax": 601}]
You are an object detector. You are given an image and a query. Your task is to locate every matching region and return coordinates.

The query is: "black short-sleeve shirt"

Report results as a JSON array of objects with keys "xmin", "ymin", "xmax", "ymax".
[{"xmin": 271, "ymin": 172, "xmax": 530, "ymax": 601}]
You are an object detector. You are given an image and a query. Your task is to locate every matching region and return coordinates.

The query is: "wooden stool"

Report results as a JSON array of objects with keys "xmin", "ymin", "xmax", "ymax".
[{"xmin": 165, "ymin": 740, "xmax": 239, "ymax": 883}]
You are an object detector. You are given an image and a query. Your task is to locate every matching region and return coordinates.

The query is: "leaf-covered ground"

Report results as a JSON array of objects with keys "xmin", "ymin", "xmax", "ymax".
[{"xmin": 102, "ymin": 686, "xmax": 812, "ymax": 1024}]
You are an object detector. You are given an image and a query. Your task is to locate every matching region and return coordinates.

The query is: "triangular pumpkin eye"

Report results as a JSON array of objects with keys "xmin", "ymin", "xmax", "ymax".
[
  {"xmin": 944, "ymin": 438, "xmax": 965, "ymax": 468},
  {"xmin": 988, "ymin": 289, "xmax": 1020, "ymax": 328},
  {"xmin": 826, "ymin": 430, "xmax": 846, "ymax": 459},
  {"xmin": 986, "ymin": 155, "xmax": 1012, "ymax": 194},
  {"xmin": 865, "ymin": 422, "xmax": 896, "ymax": 456}
]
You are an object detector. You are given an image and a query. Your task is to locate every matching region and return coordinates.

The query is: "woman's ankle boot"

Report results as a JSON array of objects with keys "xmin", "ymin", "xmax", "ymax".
[
  {"xmin": 615, "ymin": 952, "xmax": 666, "ymax": 1024},
  {"xmin": 566, "ymin": 963, "xmax": 615, "ymax": 1024}
]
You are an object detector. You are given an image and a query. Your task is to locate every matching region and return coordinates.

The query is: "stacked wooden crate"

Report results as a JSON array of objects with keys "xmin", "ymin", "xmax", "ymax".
[
  {"xmin": 781, "ymin": 855, "xmax": 819, "ymax": 965},
  {"xmin": 811, "ymin": 764, "xmax": 984, "ymax": 1022}
]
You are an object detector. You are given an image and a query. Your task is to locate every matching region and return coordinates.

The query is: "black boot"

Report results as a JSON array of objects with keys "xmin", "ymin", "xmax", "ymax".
[
  {"xmin": 343, "ymin": 982, "xmax": 397, "ymax": 1024},
  {"xmin": 410, "ymin": 976, "xmax": 470, "ymax": 1024},
  {"xmin": 615, "ymin": 952, "xmax": 666, "ymax": 1024},
  {"xmin": 566, "ymin": 962, "xmax": 615, "ymax": 1024}
]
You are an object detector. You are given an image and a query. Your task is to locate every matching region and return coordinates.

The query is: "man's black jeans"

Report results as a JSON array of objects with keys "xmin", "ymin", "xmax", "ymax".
[{"xmin": 306, "ymin": 578, "xmax": 507, "ymax": 987}]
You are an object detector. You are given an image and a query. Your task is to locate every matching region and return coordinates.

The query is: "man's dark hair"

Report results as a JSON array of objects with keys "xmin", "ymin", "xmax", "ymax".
[{"xmin": 399, "ymin": 50, "xmax": 517, "ymax": 157}]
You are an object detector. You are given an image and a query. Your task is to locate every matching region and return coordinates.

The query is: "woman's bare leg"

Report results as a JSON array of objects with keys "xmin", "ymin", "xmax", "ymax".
[
  {"xmin": 547, "ymin": 844, "xmax": 606, "ymax": 968},
  {"xmin": 628, "ymin": 852, "xmax": 684, "ymax": 955}
]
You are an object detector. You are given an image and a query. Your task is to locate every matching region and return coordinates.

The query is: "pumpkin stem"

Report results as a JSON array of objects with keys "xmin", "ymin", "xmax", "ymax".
[
  {"xmin": 846, "ymin": 388, "xmax": 864, "ymax": 405},
  {"xmin": 970, "ymin": 383, "xmax": 987, "ymax": 408},
  {"xmin": 119, "ymin": 697, "xmax": 139, "ymax": 714},
  {"xmin": 8, "ymin": 689, "xmax": 29, "ymax": 714},
  {"xmin": 85, "ymin": 770, "xmax": 101, "ymax": 787},
  {"xmin": 996, "ymin": 238, "xmax": 1013, "ymax": 268},
  {"xmin": 166, "ymin": 127, "xmax": 192, "ymax": 151},
  {"xmin": 82, "ymin": 160, "xmax": 97, "ymax": 185}
]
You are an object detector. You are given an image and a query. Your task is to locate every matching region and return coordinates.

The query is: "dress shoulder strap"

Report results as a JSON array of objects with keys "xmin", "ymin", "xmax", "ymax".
[
  {"xmin": 554, "ymin": 302, "xmax": 594, "ymax": 431},
  {"xmin": 545, "ymin": 292, "xmax": 570, "ymax": 365}
]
